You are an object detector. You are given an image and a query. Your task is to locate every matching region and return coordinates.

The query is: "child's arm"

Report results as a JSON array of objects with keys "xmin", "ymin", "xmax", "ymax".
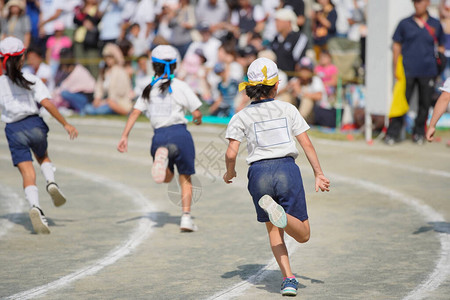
[
  {"xmin": 223, "ymin": 139, "xmax": 240, "ymax": 184},
  {"xmin": 117, "ymin": 108, "xmax": 141, "ymax": 153},
  {"xmin": 296, "ymin": 132, "xmax": 330, "ymax": 192},
  {"xmin": 40, "ymin": 99, "xmax": 78, "ymax": 139},
  {"xmin": 209, "ymin": 95, "xmax": 223, "ymax": 114},
  {"xmin": 426, "ymin": 91, "xmax": 450, "ymax": 142},
  {"xmin": 192, "ymin": 109, "xmax": 202, "ymax": 125}
]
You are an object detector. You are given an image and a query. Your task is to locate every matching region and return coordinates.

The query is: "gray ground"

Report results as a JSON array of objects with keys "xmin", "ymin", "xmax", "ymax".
[{"xmin": 0, "ymin": 118, "xmax": 449, "ymax": 300}]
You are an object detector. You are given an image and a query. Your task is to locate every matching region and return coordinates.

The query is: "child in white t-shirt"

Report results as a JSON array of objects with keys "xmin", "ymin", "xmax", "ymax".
[
  {"xmin": 117, "ymin": 45, "xmax": 203, "ymax": 232},
  {"xmin": 224, "ymin": 57, "xmax": 330, "ymax": 296},
  {"xmin": 0, "ymin": 37, "xmax": 78, "ymax": 234}
]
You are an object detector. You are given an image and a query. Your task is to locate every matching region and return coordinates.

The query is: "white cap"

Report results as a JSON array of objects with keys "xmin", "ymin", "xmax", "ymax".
[
  {"xmin": 0, "ymin": 37, "xmax": 25, "ymax": 57},
  {"xmin": 439, "ymin": 78, "xmax": 450, "ymax": 93},
  {"xmin": 152, "ymin": 45, "xmax": 179, "ymax": 61},
  {"xmin": 247, "ymin": 57, "xmax": 278, "ymax": 83},
  {"xmin": 275, "ymin": 8, "xmax": 299, "ymax": 32}
]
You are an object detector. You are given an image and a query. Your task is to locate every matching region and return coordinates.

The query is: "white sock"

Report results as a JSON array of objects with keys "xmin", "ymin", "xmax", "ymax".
[
  {"xmin": 40, "ymin": 162, "xmax": 55, "ymax": 183},
  {"xmin": 24, "ymin": 185, "xmax": 40, "ymax": 208}
]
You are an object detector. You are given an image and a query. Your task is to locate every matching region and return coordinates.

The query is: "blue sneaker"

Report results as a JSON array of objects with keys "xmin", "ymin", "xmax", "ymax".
[
  {"xmin": 281, "ymin": 277, "xmax": 299, "ymax": 296},
  {"xmin": 258, "ymin": 195, "xmax": 287, "ymax": 228}
]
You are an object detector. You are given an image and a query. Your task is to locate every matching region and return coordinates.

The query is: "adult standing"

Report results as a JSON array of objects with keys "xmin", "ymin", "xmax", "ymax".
[
  {"xmin": 195, "ymin": 0, "xmax": 229, "ymax": 39},
  {"xmin": 1, "ymin": 0, "xmax": 31, "ymax": 47},
  {"xmin": 385, "ymin": 0, "xmax": 445, "ymax": 145}
]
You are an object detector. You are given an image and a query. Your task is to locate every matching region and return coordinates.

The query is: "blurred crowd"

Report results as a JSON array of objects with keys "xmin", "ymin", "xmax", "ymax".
[{"xmin": 1, "ymin": 0, "xmax": 372, "ymax": 128}]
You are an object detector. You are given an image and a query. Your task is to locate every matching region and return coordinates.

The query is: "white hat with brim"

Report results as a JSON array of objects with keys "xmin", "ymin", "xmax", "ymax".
[
  {"xmin": 151, "ymin": 45, "xmax": 179, "ymax": 61},
  {"xmin": 275, "ymin": 8, "xmax": 299, "ymax": 32}
]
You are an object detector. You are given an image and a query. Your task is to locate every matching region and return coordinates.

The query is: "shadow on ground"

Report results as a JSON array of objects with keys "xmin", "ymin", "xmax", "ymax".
[
  {"xmin": 117, "ymin": 211, "xmax": 183, "ymax": 228},
  {"xmin": 221, "ymin": 264, "xmax": 324, "ymax": 294},
  {"xmin": 0, "ymin": 212, "xmax": 68, "ymax": 234},
  {"xmin": 414, "ymin": 222, "xmax": 450, "ymax": 234}
]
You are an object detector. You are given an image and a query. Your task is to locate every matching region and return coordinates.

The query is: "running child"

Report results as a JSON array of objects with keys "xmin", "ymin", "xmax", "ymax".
[
  {"xmin": 0, "ymin": 37, "xmax": 78, "ymax": 234},
  {"xmin": 426, "ymin": 77, "xmax": 450, "ymax": 143},
  {"xmin": 117, "ymin": 45, "xmax": 203, "ymax": 232},
  {"xmin": 223, "ymin": 57, "xmax": 330, "ymax": 296}
]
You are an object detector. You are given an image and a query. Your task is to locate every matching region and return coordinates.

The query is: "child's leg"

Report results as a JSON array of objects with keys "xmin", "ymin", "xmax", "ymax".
[
  {"xmin": 34, "ymin": 151, "xmax": 66, "ymax": 207},
  {"xmin": 163, "ymin": 168, "xmax": 174, "ymax": 183},
  {"xmin": 265, "ymin": 222, "xmax": 293, "ymax": 278},
  {"xmin": 179, "ymin": 174, "xmax": 192, "ymax": 213},
  {"xmin": 284, "ymin": 214, "xmax": 310, "ymax": 244}
]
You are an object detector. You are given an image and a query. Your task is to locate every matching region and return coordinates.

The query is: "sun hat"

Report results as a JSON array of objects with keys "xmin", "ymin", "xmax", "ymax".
[
  {"xmin": 102, "ymin": 43, "xmax": 125, "ymax": 65},
  {"xmin": 5, "ymin": 0, "xmax": 26, "ymax": 13},
  {"xmin": 239, "ymin": 57, "xmax": 279, "ymax": 92},
  {"xmin": 0, "ymin": 37, "xmax": 26, "ymax": 69},
  {"xmin": 275, "ymin": 8, "xmax": 299, "ymax": 32}
]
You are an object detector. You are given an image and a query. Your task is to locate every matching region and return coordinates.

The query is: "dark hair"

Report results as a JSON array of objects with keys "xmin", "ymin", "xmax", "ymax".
[
  {"xmin": 245, "ymin": 84, "xmax": 276, "ymax": 101},
  {"xmin": 2, "ymin": 55, "xmax": 33, "ymax": 90},
  {"xmin": 142, "ymin": 60, "xmax": 177, "ymax": 101}
]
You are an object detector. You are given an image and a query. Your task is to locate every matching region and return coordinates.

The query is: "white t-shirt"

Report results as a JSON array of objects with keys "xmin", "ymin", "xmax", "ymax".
[
  {"xmin": 0, "ymin": 73, "xmax": 51, "ymax": 123},
  {"xmin": 40, "ymin": 0, "xmax": 59, "ymax": 35},
  {"xmin": 226, "ymin": 99, "xmax": 310, "ymax": 165},
  {"xmin": 134, "ymin": 78, "xmax": 202, "ymax": 129},
  {"xmin": 303, "ymin": 76, "xmax": 330, "ymax": 109}
]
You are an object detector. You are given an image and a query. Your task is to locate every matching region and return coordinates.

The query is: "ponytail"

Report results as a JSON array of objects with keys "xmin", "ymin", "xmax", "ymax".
[
  {"xmin": 2, "ymin": 55, "xmax": 33, "ymax": 90},
  {"xmin": 142, "ymin": 60, "xmax": 177, "ymax": 101}
]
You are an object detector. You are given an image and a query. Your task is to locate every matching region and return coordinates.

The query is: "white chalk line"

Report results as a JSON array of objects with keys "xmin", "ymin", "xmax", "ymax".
[
  {"xmin": 0, "ymin": 184, "xmax": 26, "ymax": 239},
  {"xmin": 207, "ymin": 173, "xmax": 449, "ymax": 300},
  {"xmin": 1, "ymin": 156, "xmax": 157, "ymax": 300}
]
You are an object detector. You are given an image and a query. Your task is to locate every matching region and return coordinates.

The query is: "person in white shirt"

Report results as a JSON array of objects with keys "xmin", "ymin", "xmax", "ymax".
[
  {"xmin": 0, "ymin": 37, "xmax": 78, "ymax": 234},
  {"xmin": 117, "ymin": 45, "xmax": 203, "ymax": 232},
  {"xmin": 426, "ymin": 77, "xmax": 450, "ymax": 143},
  {"xmin": 223, "ymin": 57, "xmax": 330, "ymax": 296}
]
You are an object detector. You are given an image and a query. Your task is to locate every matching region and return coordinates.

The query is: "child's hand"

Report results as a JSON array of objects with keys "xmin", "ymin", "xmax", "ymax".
[
  {"xmin": 192, "ymin": 109, "xmax": 202, "ymax": 125},
  {"xmin": 64, "ymin": 124, "xmax": 78, "ymax": 140},
  {"xmin": 223, "ymin": 170, "xmax": 236, "ymax": 184},
  {"xmin": 117, "ymin": 137, "xmax": 128, "ymax": 153},
  {"xmin": 315, "ymin": 174, "xmax": 330, "ymax": 192}
]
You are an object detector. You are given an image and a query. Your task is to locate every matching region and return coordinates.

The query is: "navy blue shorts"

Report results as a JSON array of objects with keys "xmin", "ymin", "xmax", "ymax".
[
  {"xmin": 5, "ymin": 115, "xmax": 49, "ymax": 166},
  {"xmin": 151, "ymin": 124, "xmax": 196, "ymax": 175},
  {"xmin": 247, "ymin": 157, "xmax": 308, "ymax": 223}
]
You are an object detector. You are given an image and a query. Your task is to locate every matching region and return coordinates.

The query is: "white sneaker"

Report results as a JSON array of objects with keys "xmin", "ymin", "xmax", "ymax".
[
  {"xmin": 258, "ymin": 195, "xmax": 287, "ymax": 228},
  {"xmin": 152, "ymin": 147, "xmax": 169, "ymax": 184},
  {"xmin": 180, "ymin": 213, "xmax": 198, "ymax": 232},
  {"xmin": 29, "ymin": 206, "xmax": 50, "ymax": 234},
  {"xmin": 46, "ymin": 182, "xmax": 66, "ymax": 207}
]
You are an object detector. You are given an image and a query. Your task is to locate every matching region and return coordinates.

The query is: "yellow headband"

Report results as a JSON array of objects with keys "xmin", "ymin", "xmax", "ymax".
[{"xmin": 238, "ymin": 65, "xmax": 279, "ymax": 92}]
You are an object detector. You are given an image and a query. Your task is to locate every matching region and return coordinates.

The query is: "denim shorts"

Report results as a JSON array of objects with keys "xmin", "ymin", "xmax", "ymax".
[
  {"xmin": 5, "ymin": 115, "xmax": 49, "ymax": 166},
  {"xmin": 151, "ymin": 124, "xmax": 195, "ymax": 175},
  {"xmin": 247, "ymin": 156, "xmax": 308, "ymax": 223}
]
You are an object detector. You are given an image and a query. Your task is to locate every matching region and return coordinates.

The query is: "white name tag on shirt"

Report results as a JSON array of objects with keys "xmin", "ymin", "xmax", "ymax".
[{"xmin": 254, "ymin": 117, "xmax": 290, "ymax": 147}]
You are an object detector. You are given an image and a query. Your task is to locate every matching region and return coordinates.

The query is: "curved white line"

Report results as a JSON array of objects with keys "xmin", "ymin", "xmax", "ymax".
[
  {"xmin": 208, "ymin": 173, "xmax": 449, "ymax": 300},
  {"xmin": 0, "ymin": 184, "xmax": 26, "ymax": 239},
  {"xmin": 3, "ymin": 163, "xmax": 156, "ymax": 300}
]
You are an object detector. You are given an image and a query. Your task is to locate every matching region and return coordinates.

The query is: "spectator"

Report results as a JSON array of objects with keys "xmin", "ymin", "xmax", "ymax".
[
  {"xmin": 209, "ymin": 62, "xmax": 240, "ymax": 117},
  {"xmin": 282, "ymin": 0, "xmax": 306, "ymax": 29},
  {"xmin": 23, "ymin": 46, "xmax": 54, "ymax": 92},
  {"xmin": 229, "ymin": 0, "xmax": 265, "ymax": 46},
  {"xmin": 178, "ymin": 49, "xmax": 210, "ymax": 101},
  {"xmin": 73, "ymin": 0, "xmax": 101, "ymax": 77},
  {"xmin": 314, "ymin": 50, "xmax": 338, "ymax": 99},
  {"xmin": 38, "ymin": 0, "xmax": 80, "ymax": 42},
  {"xmin": 289, "ymin": 56, "xmax": 333, "ymax": 126},
  {"xmin": 26, "ymin": 0, "xmax": 40, "ymax": 47},
  {"xmin": 347, "ymin": 0, "xmax": 367, "ymax": 66},
  {"xmin": 98, "ymin": 0, "xmax": 125, "ymax": 49},
  {"xmin": 53, "ymin": 48, "xmax": 96, "ymax": 114},
  {"xmin": 45, "ymin": 21, "xmax": 72, "ymax": 77},
  {"xmin": 166, "ymin": 0, "xmax": 196, "ymax": 59},
  {"xmin": 126, "ymin": 23, "xmax": 149, "ymax": 57},
  {"xmin": 261, "ymin": 0, "xmax": 280, "ymax": 43},
  {"xmin": 195, "ymin": 0, "xmax": 229, "ymax": 39},
  {"xmin": 1, "ymin": 0, "xmax": 31, "ymax": 47},
  {"xmin": 185, "ymin": 22, "xmax": 221, "ymax": 71},
  {"xmin": 132, "ymin": 54, "xmax": 153, "ymax": 99},
  {"xmin": 385, "ymin": 0, "xmax": 445, "ymax": 145},
  {"xmin": 127, "ymin": 0, "xmax": 155, "ymax": 43},
  {"xmin": 37, "ymin": 0, "xmax": 60, "ymax": 42},
  {"xmin": 271, "ymin": 8, "xmax": 308, "ymax": 76},
  {"xmin": 311, "ymin": 0, "xmax": 337, "ymax": 60},
  {"xmin": 85, "ymin": 43, "xmax": 133, "ymax": 115}
]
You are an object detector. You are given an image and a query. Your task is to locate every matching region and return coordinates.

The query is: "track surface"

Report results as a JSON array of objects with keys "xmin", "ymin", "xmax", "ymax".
[{"xmin": 1, "ymin": 118, "xmax": 449, "ymax": 300}]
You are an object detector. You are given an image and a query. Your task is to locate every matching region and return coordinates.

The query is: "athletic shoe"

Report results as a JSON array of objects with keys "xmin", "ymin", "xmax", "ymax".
[
  {"xmin": 152, "ymin": 147, "xmax": 169, "ymax": 184},
  {"xmin": 180, "ymin": 213, "xmax": 198, "ymax": 232},
  {"xmin": 46, "ymin": 182, "xmax": 66, "ymax": 207},
  {"xmin": 281, "ymin": 277, "xmax": 299, "ymax": 296},
  {"xmin": 412, "ymin": 134, "xmax": 424, "ymax": 145},
  {"xmin": 29, "ymin": 206, "xmax": 50, "ymax": 234},
  {"xmin": 258, "ymin": 195, "xmax": 287, "ymax": 228}
]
